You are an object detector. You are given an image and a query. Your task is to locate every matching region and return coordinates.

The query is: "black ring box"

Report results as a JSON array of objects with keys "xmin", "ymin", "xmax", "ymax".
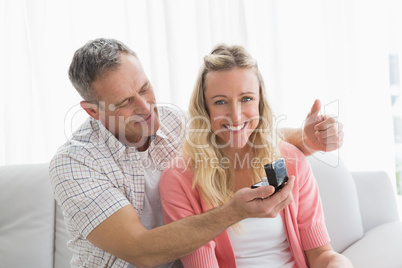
[{"xmin": 251, "ymin": 158, "xmax": 289, "ymax": 191}]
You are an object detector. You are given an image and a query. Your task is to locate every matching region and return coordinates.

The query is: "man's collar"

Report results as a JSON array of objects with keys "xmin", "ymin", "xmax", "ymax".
[
  {"xmin": 154, "ymin": 128, "xmax": 168, "ymax": 140},
  {"xmin": 96, "ymin": 119, "xmax": 169, "ymax": 160},
  {"xmin": 96, "ymin": 119, "xmax": 127, "ymax": 159}
]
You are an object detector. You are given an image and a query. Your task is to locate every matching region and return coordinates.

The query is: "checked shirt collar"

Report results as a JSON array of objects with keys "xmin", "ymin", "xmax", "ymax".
[{"xmin": 96, "ymin": 118, "xmax": 173, "ymax": 169}]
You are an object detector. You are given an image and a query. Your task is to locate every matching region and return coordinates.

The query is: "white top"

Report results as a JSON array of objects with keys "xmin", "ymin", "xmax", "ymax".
[
  {"xmin": 134, "ymin": 150, "xmax": 182, "ymax": 268},
  {"xmin": 136, "ymin": 149, "xmax": 164, "ymax": 230},
  {"xmin": 227, "ymin": 216, "xmax": 295, "ymax": 268}
]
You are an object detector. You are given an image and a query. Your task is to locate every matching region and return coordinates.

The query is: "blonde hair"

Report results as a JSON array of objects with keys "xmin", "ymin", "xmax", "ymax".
[{"xmin": 184, "ymin": 44, "xmax": 281, "ymax": 208}]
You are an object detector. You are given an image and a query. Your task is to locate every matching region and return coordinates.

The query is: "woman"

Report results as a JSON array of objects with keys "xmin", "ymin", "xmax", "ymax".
[{"xmin": 159, "ymin": 44, "xmax": 352, "ymax": 268}]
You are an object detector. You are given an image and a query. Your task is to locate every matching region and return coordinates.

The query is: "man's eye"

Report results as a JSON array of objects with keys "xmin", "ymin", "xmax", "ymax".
[
  {"xmin": 215, "ymin": 100, "xmax": 226, "ymax": 105},
  {"xmin": 120, "ymin": 99, "xmax": 130, "ymax": 107},
  {"xmin": 140, "ymin": 85, "xmax": 151, "ymax": 95}
]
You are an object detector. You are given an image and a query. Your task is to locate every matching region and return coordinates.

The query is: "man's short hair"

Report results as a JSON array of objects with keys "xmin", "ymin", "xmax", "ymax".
[{"xmin": 68, "ymin": 38, "xmax": 137, "ymax": 103}]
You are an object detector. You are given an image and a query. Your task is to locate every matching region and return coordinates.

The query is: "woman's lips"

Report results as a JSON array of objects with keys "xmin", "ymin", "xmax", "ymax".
[{"xmin": 223, "ymin": 122, "xmax": 248, "ymax": 131}]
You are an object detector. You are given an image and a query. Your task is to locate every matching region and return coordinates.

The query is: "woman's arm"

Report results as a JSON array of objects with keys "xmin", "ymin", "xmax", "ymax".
[
  {"xmin": 305, "ymin": 243, "xmax": 353, "ymax": 268},
  {"xmin": 280, "ymin": 142, "xmax": 353, "ymax": 267}
]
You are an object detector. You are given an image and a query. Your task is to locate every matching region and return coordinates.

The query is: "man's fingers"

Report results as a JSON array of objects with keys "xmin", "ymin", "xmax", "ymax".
[
  {"xmin": 308, "ymin": 99, "xmax": 321, "ymax": 118},
  {"xmin": 317, "ymin": 130, "xmax": 344, "ymax": 143},
  {"xmin": 249, "ymin": 185, "xmax": 275, "ymax": 200},
  {"xmin": 250, "ymin": 175, "xmax": 295, "ymax": 203},
  {"xmin": 268, "ymin": 175, "xmax": 295, "ymax": 201},
  {"xmin": 305, "ymin": 99, "xmax": 322, "ymax": 127},
  {"xmin": 237, "ymin": 176, "xmax": 295, "ymax": 219},
  {"xmin": 262, "ymin": 175, "xmax": 295, "ymax": 215},
  {"xmin": 314, "ymin": 115, "xmax": 343, "ymax": 141},
  {"xmin": 274, "ymin": 192, "xmax": 294, "ymax": 212},
  {"xmin": 314, "ymin": 130, "xmax": 344, "ymax": 151},
  {"xmin": 314, "ymin": 116, "xmax": 336, "ymax": 130},
  {"xmin": 315, "ymin": 125, "xmax": 338, "ymax": 139},
  {"xmin": 315, "ymin": 122, "xmax": 343, "ymax": 139},
  {"xmin": 314, "ymin": 115, "xmax": 343, "ymax": 130}
]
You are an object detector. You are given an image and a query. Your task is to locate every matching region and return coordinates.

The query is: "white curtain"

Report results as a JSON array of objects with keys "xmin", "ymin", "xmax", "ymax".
[{"xmin": 0, "ymin": 0, "xmax": 399, "ymax": 181}]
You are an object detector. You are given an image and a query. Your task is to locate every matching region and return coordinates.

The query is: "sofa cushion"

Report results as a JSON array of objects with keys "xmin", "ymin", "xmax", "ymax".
[
  {"xmin": 307, "ymin": 153, "xmax": 364, "ymax": 253},
  {"xmin": 0, "ymin": 163, "xmax": 54, "ymax": 268},
  {"xmin": 342, "ymin": 221, "xmax": 402, "ymax": 268}
]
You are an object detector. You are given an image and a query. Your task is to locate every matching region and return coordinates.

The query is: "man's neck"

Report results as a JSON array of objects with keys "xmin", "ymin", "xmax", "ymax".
[{"xmin": 135, "ymin": 136, "xmax": 151, "ymax": 152}]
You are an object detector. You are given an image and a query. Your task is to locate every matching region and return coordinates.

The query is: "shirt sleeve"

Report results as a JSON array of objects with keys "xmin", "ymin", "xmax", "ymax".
[
  {"xmin": 49, "ymin": 151, "xmax": 131, "ymax": 239},
  {"xmin": 159, "ymin": 164, "xmax": 220, "ymax": 268}
]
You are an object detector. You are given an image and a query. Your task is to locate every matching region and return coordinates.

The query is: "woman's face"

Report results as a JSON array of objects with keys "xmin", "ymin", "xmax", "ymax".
[{"xmin": 204, "ymin": 67, "xmax": 260, "ymax": 150}]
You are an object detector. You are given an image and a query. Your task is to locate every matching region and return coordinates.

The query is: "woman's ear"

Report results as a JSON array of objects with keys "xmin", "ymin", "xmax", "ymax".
[{"xmin": 80, "ymin": 101, "xmax": 100, "ymax": 120}]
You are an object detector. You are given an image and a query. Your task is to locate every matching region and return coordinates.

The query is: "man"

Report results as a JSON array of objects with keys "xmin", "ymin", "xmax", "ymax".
[{"xmin": 50, "ymin": 38, "xmax": 343, "ymax": 268}]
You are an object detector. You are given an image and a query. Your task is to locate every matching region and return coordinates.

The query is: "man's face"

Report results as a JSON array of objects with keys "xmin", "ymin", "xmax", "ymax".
[{"xmin": 91, "ymin": 53, "xmax": 159, "ymax": 147}]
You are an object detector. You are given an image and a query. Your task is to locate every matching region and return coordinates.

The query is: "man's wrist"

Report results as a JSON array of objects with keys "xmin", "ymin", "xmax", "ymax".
[
  {"xmin": 280, "ymin": 128, "xmax": 312, "ymax": 155},
  {"xmin": 217, "ymin": 199, "xmax": 246, "ymax": 225}
]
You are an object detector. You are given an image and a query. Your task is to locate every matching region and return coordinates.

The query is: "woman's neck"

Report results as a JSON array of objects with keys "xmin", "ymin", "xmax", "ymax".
[{"xmin": 224, "ymin": 145, "xmax": 254, "ymax": 171}]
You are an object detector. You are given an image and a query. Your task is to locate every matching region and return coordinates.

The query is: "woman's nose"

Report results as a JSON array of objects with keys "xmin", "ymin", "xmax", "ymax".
[{"xmin": 229, "ymin": 102, "xmax": 241, "ymax": 123}]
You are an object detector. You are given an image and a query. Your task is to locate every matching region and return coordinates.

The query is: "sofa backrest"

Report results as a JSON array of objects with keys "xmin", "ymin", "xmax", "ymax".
[
  {"xmin": 307, "ymin": 153, "xmax": 364, "ymax": 253},
  {"xmin": 351, "ymin": 171, "xmax": 399, "ymax": 232}
]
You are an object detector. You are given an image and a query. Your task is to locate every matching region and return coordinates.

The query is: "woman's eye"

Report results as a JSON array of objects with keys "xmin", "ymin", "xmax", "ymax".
[
  {"xmin": 242, "ymin": 96, "xmax": 252, "ymax": 102},
  {"xmin": 215, "ymin": 100, "xmax": 226, "ymax": 105}
]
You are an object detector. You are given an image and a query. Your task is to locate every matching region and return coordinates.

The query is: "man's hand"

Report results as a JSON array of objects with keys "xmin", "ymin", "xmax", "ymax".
[
  {"xmin": 228, "ymin": 176, "xmax": 295, "ymax": 220},
  {"xmin": 302, "ymin": 99, "xmax": 344, "ymax": 154}
]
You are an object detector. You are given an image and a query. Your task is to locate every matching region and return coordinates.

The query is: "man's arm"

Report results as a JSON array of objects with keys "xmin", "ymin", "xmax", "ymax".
[
  {"xmin": 87, "ymin": 176, "xmax": 295, "ymax": 268},
  {"xmin": 281, "ymin": 99, "xmax": 344, "ymax": 156}
]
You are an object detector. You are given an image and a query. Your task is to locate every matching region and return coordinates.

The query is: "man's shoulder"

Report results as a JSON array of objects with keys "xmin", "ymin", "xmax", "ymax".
[
  {"xmin": 50, "ymin": 117, "xmax": 106, "ymax": 169},
  {"xmin": 55, "ymin": 117, "xmax": 99, "ymax": 151},
  {"xmin": 158, "ymin": 104, "xmax": 186, "ymax": 142},
  {"xmin": 158, "ymin": 105, "xmax": 185, "ymax": 128}
]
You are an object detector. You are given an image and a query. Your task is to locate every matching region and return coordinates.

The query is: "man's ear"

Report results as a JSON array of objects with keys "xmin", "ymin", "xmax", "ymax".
[{"xmin": 80, "ymin": 101, "xmax": 100, "ymax": 120}]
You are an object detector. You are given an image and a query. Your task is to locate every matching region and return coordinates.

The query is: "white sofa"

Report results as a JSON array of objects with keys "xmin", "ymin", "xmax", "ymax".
[{"xmin": 0, "ymin": 153, "xmax": 401, "ymax": 268}]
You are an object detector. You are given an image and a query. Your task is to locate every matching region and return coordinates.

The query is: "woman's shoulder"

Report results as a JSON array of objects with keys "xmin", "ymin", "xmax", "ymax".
[
  {"xmin": 159, "ymin": 156, "xmax": 201, "ymax": 203},
  {"xmin": 161, "ymin": 156, "xmax": 194, "ymax": 183},
  {"xmin": 278, "ymin": 140, "xmax": 311, "ymax": 178},
  {"xmin": 279, "ymin": 140, "xmax": 306, "ymax": 160}
]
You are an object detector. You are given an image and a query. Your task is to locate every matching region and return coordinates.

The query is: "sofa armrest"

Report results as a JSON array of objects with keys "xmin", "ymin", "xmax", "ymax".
[{"xmin": 351, "ymin": 171, "xmax": 399, "ymax": 232}]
